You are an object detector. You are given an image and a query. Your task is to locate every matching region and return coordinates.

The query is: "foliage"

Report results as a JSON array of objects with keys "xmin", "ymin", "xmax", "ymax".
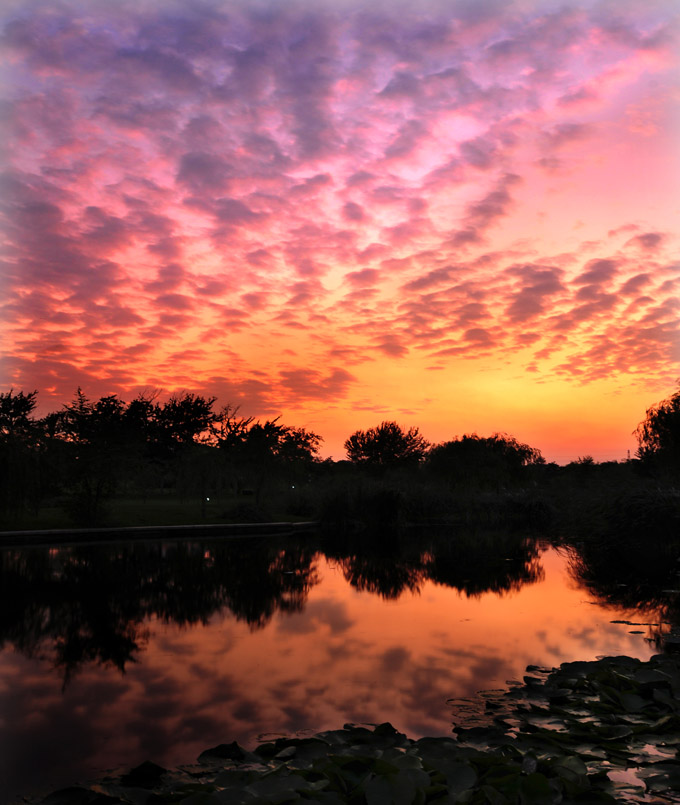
[
  {"xmin": 36, "ymin": 653, "xmax": 680, "ymax": 804},
  {"xmin": 0, "ymin": 389, "xmax": 44, "ymax": 517},
  {"xmin": 214, "ymin": 408, "xmax": 322, "ymax": 504},
  {"xmin": 635, "ymin": 385, "xmax": 680, "ymax": 475},
  {"xmin": 344, "ymin": 421, "xmax": 430, "ymax": 468},
  {"xmin": 427, "ymin": 433, "xmax": 544, "ymax": 488},
  {"xmin": 2, "ymin": 384, "xmax": 679, "ymax": 529},
  {"xmin": 0, "ymin": 389, "xmax": 325, "ymax": 526},
  {"xmin": 0, "ymin": 388, "xmax": 38, "ymax": 440},
  {"xmin": 158, "ymin": 392, "xmax": 219, "ymax": 445}
]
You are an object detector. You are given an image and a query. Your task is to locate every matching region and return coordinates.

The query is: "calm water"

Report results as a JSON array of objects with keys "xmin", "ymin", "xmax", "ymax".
[{"xmin": 0, "ymin": 533, "xmax": 666, "ymax": 802}]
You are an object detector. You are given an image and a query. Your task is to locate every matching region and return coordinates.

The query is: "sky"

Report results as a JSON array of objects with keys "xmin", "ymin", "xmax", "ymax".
[{"xmin": 1, "ymin": 0, "xmax": 679, "ymax": 462}]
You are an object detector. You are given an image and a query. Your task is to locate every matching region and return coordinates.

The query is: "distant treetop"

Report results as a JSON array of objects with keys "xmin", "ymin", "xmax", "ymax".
[{"xmin": 344, "ymin": 421, "xmax": 430, "ymax": 468}]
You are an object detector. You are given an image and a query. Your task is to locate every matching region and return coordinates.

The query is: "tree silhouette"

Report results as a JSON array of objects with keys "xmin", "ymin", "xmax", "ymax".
[
  {"xmin": 52, "ymin": 389, "xmax": 129, "ymax": 524},
  {"xmin": 344, "ymin": 421, "xmax": 429, "ymax": 468},
  {"xmin": 427, "ymin": 433, "xmax": 544, "ymax": 488},
  {"xmin": 157, "ymin": 392, "xmax": 218, "ymax": 445},
  {"xmin": 216, "ymin": 411, "xmax": 322, "ymax": 504},
  {"xmin": 0, "ymin": 389, "xmax": 42, "ymax": 518},
  {"xmin": 635, "ymin": 385, "xmax": 680, "ymax": 476},
  {"xmin": 0, "ymin": 389, "xmax": 38, "ymax": 439}
]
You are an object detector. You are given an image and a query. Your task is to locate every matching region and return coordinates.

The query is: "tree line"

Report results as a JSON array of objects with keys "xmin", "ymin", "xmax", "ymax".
[{"xmin": 0, "ymin": 385, "xmax": 678, "ymax": 527}]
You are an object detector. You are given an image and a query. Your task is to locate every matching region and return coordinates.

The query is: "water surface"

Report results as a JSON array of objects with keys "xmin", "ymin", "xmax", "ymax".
[{"xmin": 0, "ymin": 534, "xmax": 663, "ymax": 802}]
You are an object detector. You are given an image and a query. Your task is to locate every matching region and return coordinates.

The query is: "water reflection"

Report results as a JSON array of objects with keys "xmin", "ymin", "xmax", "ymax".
[
  {"xmin": 323, "ymin": 530, "xmax": 543, "ymax": 600},
  {"xmin": 0, "ymin": 532, "xmax": 665, "ymax": 801},
  {"xmin": 0, "ymin": 538, "xmax": 319, "ymax": 684},
  {"xmin": 425, "ymin": 531, "xmax": 544, "ymax": 596},
  {"xmin": 0, "ymin": 532, "xmax": 545, "ymax": 682},
  {"xmin": 566, "ymin": 536, "xmax": 680, "ymax": 648}
]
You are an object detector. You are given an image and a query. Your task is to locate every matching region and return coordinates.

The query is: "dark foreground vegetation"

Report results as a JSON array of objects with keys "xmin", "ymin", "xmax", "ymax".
[
  {"xmin": 36, "ymin": 652, "xmax": 680, "ymax": 804},
  {"xmin": 0, "ymin": 385, "xmax": 678, "ymax": 535}
]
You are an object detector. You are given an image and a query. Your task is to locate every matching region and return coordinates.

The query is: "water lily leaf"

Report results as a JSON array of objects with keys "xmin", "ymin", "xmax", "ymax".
[
  {"xmin": 593, "ymin": 725, "xmax": 633, "ymax": 741},
  {"xmin": 571, "ymin": 791, "xmax": 618, "ymax": 803},
  {"xmin": 310, "ymin": 793, "xmax": 348, "ymax": 805},
  {"xmin": 364, "ymin": 767, "xmax": 430, "ymax": 805},
  {"xmin": 273, "ymin": 746, "xmax": 296, "ymax": 760},
  {"xmin": 520, "ymin": 756, "xmax": 537, "ymax": 775},
  {"xmin": 177, "ymin": 793, "xmax": 222, "ymax": 805},
  {"xmin": 199, "ymin": 743, "xmax": 255, "ymax": 763},
  {"xmin": 436, "ymin": 760, "xmax": 477, "ymax": 793},
  {"xmin": 245, "ymin": 771, "xmax": 311, "ymax": 802},
  {"xmin": 287, "ymin": 738, "xmax": 332, "ymax": 762},
  {"xmin": 634, "ymin": 668, "xmax": 672, "ymax": 686},
  {"xmin": 369, "ymin": 757, "xmax": 401, "ymax": 777},
  {"xmin": 213, "ymin": 790, "xmax": 258, "ymax": 804},
  {"xmin": 364, "ymin": 775, "xmax": 394, "ymax": 805},
  {"xmin": 373, "ymin": 722, "xmax": 410, "ymax": 744},
  {"xmin": 380, "ymin": 748, "xmax": 424, "ymax": 771},
  {"xmin": 619, "ymin": 692, "xmax": 648, "ymax": 713},
  {"xmin": 572, "ymin": 743, "xmax": 607, "ymax": 760},
  {"xmin": 479, "ymin": 783, "xmax": 509, "ymax": 805},
  {"xmin": 652, "ymin": 688, "xmax": 677, "ymax": 710},
  {"xmin": 414, "ymin": 736, "xmax": 459, "ymax": 760},
  {"xmin": 518, "ymin": 772, "xmax": 553, "ymax": 805},
  {"xmin": 101, "ymin": 785, "xmax": 150, "ymax": 805},
  {"xmin": 639, "ymin": 761, "xmax": 680, "ymax": 791},
  {"xmin": 120, "ymin": 761, "xmax": 167, "ymax": 789},
  {"xmin": 41, "ymin": 788, "xmax": 122, "ymax": 805},
  {"xmin": 214, "ymin": 769, "xmax": 261, "ymax": 788}
]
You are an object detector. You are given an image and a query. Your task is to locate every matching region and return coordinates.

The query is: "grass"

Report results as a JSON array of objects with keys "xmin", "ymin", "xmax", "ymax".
[{"xmin": 0, "ymin": 492, "xmax": 315, "ymax": 532}]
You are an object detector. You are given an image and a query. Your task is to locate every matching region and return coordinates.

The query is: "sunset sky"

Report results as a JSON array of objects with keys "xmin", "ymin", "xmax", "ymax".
[{"xmin": 2, "ymin": 0, "xmax": 679, "ymax": 461}]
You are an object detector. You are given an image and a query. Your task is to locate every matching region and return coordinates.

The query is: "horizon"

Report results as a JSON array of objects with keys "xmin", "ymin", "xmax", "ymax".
[
  {"xmin": 7, "ymin": 384, "xmax": 644, "ymax": 465},
  {"xmin": 2, "ymin": 0, "xmax": 679, "ymax": 466}
]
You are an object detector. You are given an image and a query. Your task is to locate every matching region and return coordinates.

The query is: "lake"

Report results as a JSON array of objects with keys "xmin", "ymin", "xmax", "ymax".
[{"xmin": 0, "ymin": 532, "xmax": 665, "ymax": 802}]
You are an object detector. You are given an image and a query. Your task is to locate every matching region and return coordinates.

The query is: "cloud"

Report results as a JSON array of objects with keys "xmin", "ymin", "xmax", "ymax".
[
  {"xmin": 346, "ymin": 268, "xmax": 378, "ymax": 287},
  {"xmin": 376, "ymin": 336, "xmax": 409, "ymax": 357},
  {"xmin": 177, "ymin": 152, "xmax": 234, "ymax": 194},
  {"xmin": 459, "ymin": 136, "xmax": 497, "ymax": 169},
  {"xmin": 557, "ymin": 86, "xmax": 599, "ymax": 107},
  {"xmin": 505, "ymin": 265, "xmax": 565, "ymax": 323},
  {"xmin": 342, "ymin": 201, "xmax": 365, "ymax": 222},
  {"xmin": 403, "ymin": 266, "xmax": 455, "ymax": 292},
  {"xmin": 541, "ymin": 123, "xmax": 592, "ymax": 149},
  {"xmin": 451, "ymin": 173, "xmax": 522, "ymax": 246},
  {"xmin": 278, "ymin": 367, "xmax": 357, "ymax": 403},
  {"xmin": 574, "ymin": 258, "xmax": 620, "ymax": 286},
  {"xmin": 463, "ymin": 328, "xmax": 493, "ymax": 344},
  {"xmin": 116, "ymin": 47, "xmax": 201, "ymax": 92},
  {"xmin": 379, "ymin": 70, "xmax": 421, "ymax": 99},
  {"xmin": 3, "ymin": 0, "xmax": 678, "ymax": 422},
  {"xmin": 214, "ymin": 198, "xmax": 261, "ymax": 224},
  {"xmin": 625, "ymin": 232, "xmax": 665, "ymax": 250}
]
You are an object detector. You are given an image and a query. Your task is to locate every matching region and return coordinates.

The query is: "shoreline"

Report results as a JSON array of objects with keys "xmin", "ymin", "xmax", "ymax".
[{"xmin": 0, "ymin": 520, "xmax": 319, "ymax": 547}]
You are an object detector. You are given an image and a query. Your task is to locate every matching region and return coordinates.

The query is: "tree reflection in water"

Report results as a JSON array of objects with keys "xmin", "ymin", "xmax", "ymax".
[
  {"xmin": 566, "ymin": 532, "xmax": 680, "ymax": 649},
  {"xmin": 324, "ymin": 529, "xmax": 544, "ymax": 600},
  {"xmin": 0, "ymin": 537, "xmax": 320, "ymax": 685},
  {"xmin": 424, "ymin": 531, "xmax": 544, "ymax": 597},
  {"xmin": 0, "ymin": 530, "xmax": 546, "ymax": 683}
]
